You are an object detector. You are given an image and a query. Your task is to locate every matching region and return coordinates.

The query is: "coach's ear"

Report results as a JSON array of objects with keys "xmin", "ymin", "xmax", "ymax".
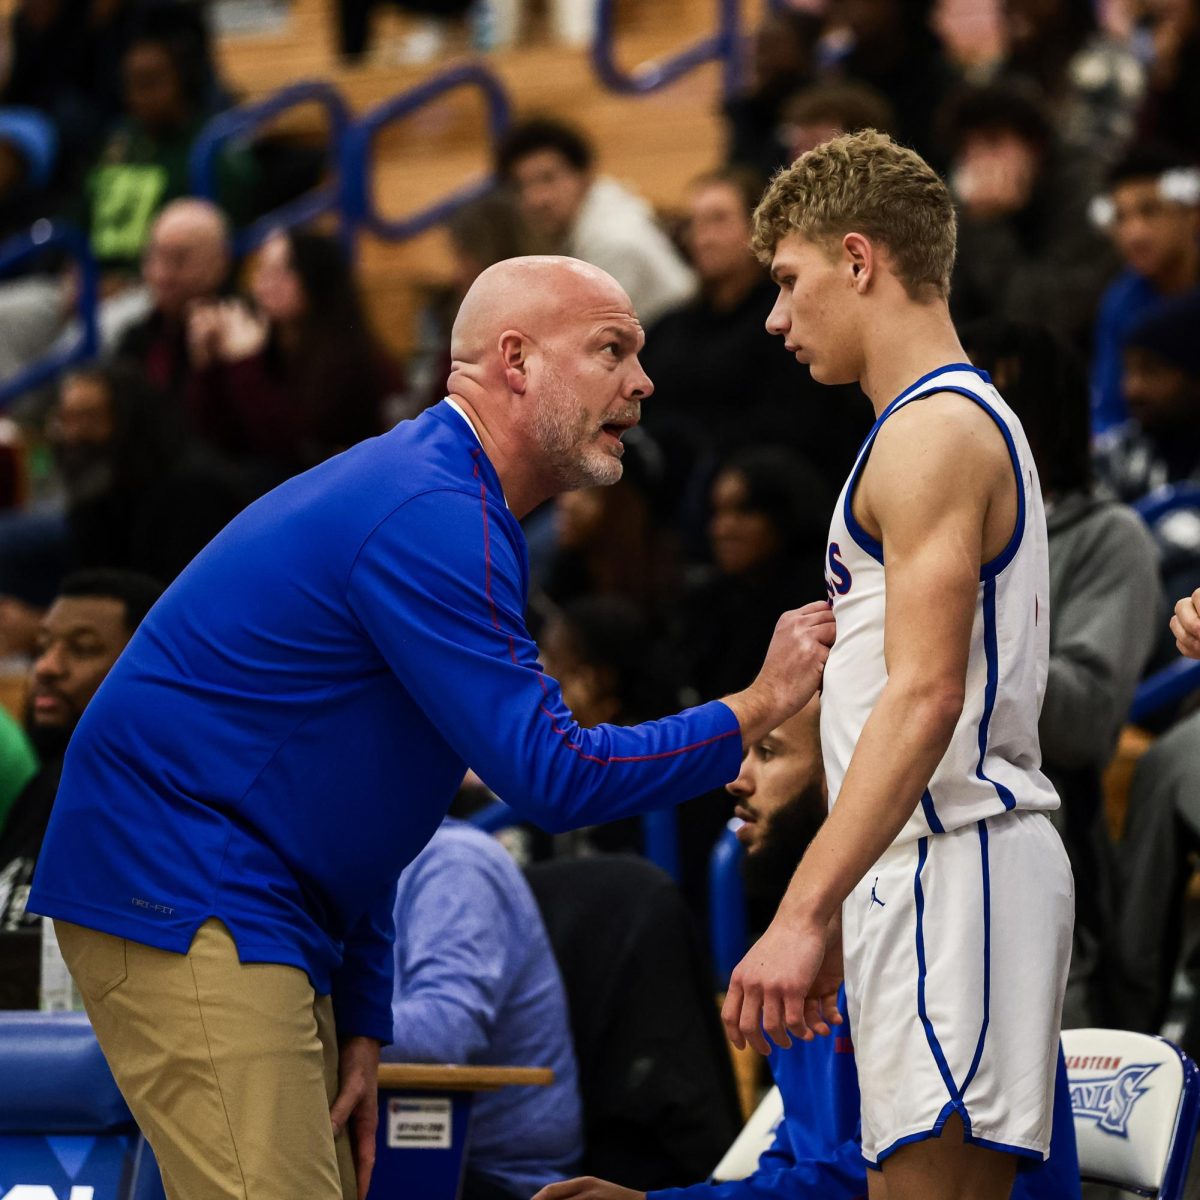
[
  {"xmin": 842, "ymin": 232, "xmax": 873, "ymax": 294},
  {"xmin": 498, "ymin": 330, "xmax": 529, "ymax": 395}
]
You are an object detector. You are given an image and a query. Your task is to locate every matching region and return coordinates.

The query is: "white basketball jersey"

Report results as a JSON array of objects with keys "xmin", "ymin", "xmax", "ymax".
[{"xmin": 820, "ymin": 363, "xmax": 1059, "ymax": 843}]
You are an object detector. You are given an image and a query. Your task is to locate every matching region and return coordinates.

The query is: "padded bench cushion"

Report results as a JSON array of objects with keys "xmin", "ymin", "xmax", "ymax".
[{"xmin": 0, "ymin": 1012, "xmax": 133, "ymax": 1133}]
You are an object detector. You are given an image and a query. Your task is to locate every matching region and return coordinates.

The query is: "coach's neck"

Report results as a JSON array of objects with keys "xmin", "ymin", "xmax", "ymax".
[{"xmin": 445, "ymin": 378, "xmax": 556, "ymax": 520}]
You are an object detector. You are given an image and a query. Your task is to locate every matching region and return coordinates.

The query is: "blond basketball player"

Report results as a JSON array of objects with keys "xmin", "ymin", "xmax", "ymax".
[{"xmin": 721, "ymin": 131, "xmax": 1075, "ymax": 1200}]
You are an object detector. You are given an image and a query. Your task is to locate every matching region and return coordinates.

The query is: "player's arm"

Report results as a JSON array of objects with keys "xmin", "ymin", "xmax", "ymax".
[{"xmin": 724, "ymin": 395, "xmax": 1008, "ymax": 1054}]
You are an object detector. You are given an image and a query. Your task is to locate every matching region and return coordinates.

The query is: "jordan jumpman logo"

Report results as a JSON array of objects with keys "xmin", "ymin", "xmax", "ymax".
[{"xmin": 870, "ymin": 877, "xmax": 885, "ymax": 908}]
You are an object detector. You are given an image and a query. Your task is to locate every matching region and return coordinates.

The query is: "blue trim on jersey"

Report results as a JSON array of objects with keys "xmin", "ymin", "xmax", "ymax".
[
  {"xmin": 977, "ymin": 580, "xmax": 1018, "ymax": 811},
  {"xmin": 960, "ymin": 820, "xmax": 993, "ymax": 1099},
  {"xmin": 840, "ymin": 365, "xmax": 996, "ymax": 568},
  {"xmin": 870, "ymin": 1128, "xmax": 1045, "ymax": 1168},
  {"xmin": 920, "ymin": 789, "xmax": 945, "ymax": 834},
  {"xmin": 914, "ymin": 837, "xmax": 960, "ymax": 1108}
]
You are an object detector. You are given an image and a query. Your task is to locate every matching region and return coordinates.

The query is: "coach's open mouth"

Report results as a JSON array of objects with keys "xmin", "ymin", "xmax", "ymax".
[{"xmin": 601, "ymin": 421, "xmax": 635, "ymax": 440}]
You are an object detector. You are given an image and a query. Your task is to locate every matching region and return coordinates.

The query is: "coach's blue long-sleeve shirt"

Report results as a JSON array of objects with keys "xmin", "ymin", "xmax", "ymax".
[{"xmin": 29, "ymin": 402, "xmax": 743, "ymax": 1040}]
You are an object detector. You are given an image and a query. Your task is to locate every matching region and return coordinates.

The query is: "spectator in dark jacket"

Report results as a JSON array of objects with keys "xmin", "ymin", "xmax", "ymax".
[
  {"xmin": 640, "ymin": 167, "xmax": 871, "ymax": 518},
  {"xmin": 945, "ymin": 80, "xmax": 1118, "ymax": 352},
  {"xmin": 965, "ymin": 318, "xmax": 1160, "ymax": 1026},
  {"xmin": 113, "ymin": 197, "xmax": 232, "ymax": 408}
]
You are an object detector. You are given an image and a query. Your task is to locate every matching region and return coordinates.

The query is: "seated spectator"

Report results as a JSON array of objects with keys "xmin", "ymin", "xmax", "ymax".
[
  {"xmin": 534, "ymin": 704, "xmax": 1081, "ymax": 1200},
  {"xmin": 0, "ymin": 14, "xmax": 256, "ymax": 390},
  {"xmin": 1095, "ymin": 288, "xmax": 1200, "ymax": 600},
  {"xmin": 0, "ymin": 568, "xmax": 162, "ymax": 1008},
  {"xmin": 1096, "ymin": 287, "xmax": 1200, "ymax": 502},
  {"xmin": 639, "ymin": 168, "xmax": 871, "ymax": 513},
  {"xmin": 496, "ymin": 119, "xmax": 695, "ymax": 326},
  {"xmin": 722, "ymin": 8, "xmax": 823, "ymax": 179},
  {"xmin": 112, "ymin": 198, "xmax": 233, "ymax": 408},
  {"xmin": 964, "ymin": 318, "xmax": 1161, "ymax": 1026},
  {"xmin": 944, "ymin": 80, "xmax": 1118, "ymax": 351},
  {"xmin": 185, "ymin": 229, "xmax": 399, "ymax": 482},
  {"xmin": 1137, "ymin": 0, "xmax": 1200, "ymax": 160},
  {"xmin": 385, "ymin": 816, "xmax": 582, "ymax": 1200},
  {"xmin": 776, "ymin": 79, "xmax": 895, "ymax": 163},
  {"xmin": 525, "ymin": 854, "xmax": 741, "ymax": 1191},
  {"xmin": 674, "ymin": 448, "xmax": 831, "ymax": 706},
  {"xmin": 0, "ymin": 362, "xmax": 244, "ymax": 606},
  {"xmin": 818, "ymin": 0, "xmax": 958, "ymax": 165},
  {"xmin": 539, "ymin": 430, "xmax": 677, "ymax": 626},
  {"xmin": 995, "ymin": 0, "xmax": 1143, "ymax": 161},
  {"xmin": 1090, "ymin": 146, "xmax": 1200, "ymax": 434},
  {"xmin": 82, "ymin": 19, "xmax": 256, "ymax": 274}
]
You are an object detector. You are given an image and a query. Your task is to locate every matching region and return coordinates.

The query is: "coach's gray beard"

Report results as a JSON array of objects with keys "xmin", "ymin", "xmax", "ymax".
[{"xmin": 533, "ymin": 367, "xmax": 623, "ymax": 490}]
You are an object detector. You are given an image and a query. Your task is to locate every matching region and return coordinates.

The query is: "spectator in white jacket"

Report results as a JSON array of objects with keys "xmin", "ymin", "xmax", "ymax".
[{"xmin": 496, "ymin": 118, "xmax": 695, "ymax": 326}]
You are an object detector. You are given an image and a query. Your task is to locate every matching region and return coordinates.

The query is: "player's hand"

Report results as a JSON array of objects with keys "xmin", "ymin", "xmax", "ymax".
[
  {"xmin": 331, "ymin": 1035, "xmax": 380, "ymax": 1200},
  {"xmin": 1171, "ymin": 588, "xmax": 1200, "ymax": 659},
  {"xmin": 722, "ymin": 909, "xmax": 843, "ymax": 1055},
  {"xmin": 532, "ymin": 1179, "xmax": 645, "ymax": 1200}
]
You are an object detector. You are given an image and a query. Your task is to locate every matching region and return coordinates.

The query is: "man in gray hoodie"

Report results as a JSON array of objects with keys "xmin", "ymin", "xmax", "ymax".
[{"xmin": 964, "ymin": 319, "xmax": 1162, "ymax": 1027}]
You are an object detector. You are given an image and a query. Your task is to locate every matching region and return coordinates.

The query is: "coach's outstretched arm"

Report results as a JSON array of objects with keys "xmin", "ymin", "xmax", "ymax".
[
  {"xmin": 347, "ymin": 488, "xmax": 833, "ymax": 832},
  {"xmin": 721, "ymin": 396, "xmax": 1005, "ymax": 1055}
]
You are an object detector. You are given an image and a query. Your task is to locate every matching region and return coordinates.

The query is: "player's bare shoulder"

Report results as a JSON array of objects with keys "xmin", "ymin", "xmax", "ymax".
[
  {"xmin": 869, "ymin": 390, "xmax": 1012, "ymax": 496},
  {"xmin": 861, "ymin": 390, "xmax": 1018, "ymax": 558}
]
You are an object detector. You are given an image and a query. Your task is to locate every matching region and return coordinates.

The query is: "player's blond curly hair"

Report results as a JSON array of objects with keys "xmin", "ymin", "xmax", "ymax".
[{"xmin": 751, "ymin": 129, "xmax": 957, "ymax": 301}]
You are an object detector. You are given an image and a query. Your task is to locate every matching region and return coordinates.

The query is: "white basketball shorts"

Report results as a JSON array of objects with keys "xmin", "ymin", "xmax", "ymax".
[{"xmin": 842, "ymin": 808, "xmax": 1074, "ymax": 1167}]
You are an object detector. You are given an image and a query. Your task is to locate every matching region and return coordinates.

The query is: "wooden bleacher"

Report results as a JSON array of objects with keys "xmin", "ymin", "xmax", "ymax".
[{"xmin": 214, "ymin": 0, "xmax": 749, "ymax": 356}]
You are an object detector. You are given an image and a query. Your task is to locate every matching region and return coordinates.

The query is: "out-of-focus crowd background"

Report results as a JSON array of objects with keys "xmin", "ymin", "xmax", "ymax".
[{"xmin": 2, "ymin": 0, "xmax": 1200, "ymax": 1190}]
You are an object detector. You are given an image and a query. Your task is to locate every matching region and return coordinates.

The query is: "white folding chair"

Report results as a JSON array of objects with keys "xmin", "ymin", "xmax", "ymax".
[
  {"xmin": 710, "ymin": 1085, "xmax": 784, "ymax": 1182},
  {"xmin": 1063, "ymin": 1028, "xmax": 1200, "ymax": 1199}
]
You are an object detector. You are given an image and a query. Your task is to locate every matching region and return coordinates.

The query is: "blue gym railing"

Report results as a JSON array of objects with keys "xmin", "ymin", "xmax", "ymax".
[
  {"xmin": 0, "ymin": 221, "xmax": 98, "ymax": 410},
  {"xmin": 189, "ymin": 79, "xmax": 352, "ymax": 257},
  {"xmin": 709, "ymin": 818, "xmax": 747, "ymax": 983},
  {"xmin": 591, "ymin": 0, "xmax": 743, "ymax": 98},
  {"xmin": 341, "ymin": 62, "xmax": 511, "ymax": 242}
]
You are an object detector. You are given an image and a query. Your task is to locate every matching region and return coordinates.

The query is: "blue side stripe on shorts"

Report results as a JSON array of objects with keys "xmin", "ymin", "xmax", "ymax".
[
  {"xmin": 960, "ymin": 819, "xmax": 992, "ymax": 1100},
  {"xmin": 914, "ymin": 836, "xmax": 960, "ymax": 1107}
]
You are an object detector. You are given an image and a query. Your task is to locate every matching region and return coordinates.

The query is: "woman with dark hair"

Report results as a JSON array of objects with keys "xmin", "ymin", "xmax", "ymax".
[
  {"xmin": 673, "ymin": 445, "xmax": 831, "ymax": 706},
  {"xmin": 186, "ymin": 228, "xmax": 401, "ymax": 483},
  {"xmin": 963, "ymin": 318, "xmax": 1161, "ymax": 1027}
]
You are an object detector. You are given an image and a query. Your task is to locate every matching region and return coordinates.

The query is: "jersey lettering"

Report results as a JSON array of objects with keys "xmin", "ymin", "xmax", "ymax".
[{"xmin": 827, "ymin": 542, "xmax": 853, "ymax": 597}]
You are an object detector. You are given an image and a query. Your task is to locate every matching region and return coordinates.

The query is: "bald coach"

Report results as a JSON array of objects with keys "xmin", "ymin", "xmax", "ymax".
[{"xmin": 29, "ymin": 257, "xmax": 835, "ymax": 1200}]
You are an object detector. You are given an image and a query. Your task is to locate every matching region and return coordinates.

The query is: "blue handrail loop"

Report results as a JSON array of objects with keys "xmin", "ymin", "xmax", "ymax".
[
  {"xmin": 591, "ymin": 0, "xmax": 743, "ymax": 97},
  {"xmin": 189, "ymin": 80, "xmax": 351, "ymax": 256},
  {"xmin": 342, "ymin": 63, "xmax": 511, "ymax": 242},
  {"xmin": 708, "ymin": 817, "xmax": 747, "ymax": 984}
]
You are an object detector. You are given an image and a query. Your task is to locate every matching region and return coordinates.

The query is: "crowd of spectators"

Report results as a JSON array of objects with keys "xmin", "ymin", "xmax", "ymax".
[{"xmin": 3, "ymin": 0, "xmax": 1200, "ymax": 1194}]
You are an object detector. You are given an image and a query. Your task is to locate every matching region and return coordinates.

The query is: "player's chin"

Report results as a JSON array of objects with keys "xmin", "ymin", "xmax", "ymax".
[{"xmin": 807, "ymin": 359, "xmax": 857, "ymax": 387}]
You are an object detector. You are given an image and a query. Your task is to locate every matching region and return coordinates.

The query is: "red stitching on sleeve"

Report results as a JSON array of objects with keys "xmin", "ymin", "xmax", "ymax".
[{"xmin": 471, "ymin": 449, "xmax": 738, "ymax": 766}]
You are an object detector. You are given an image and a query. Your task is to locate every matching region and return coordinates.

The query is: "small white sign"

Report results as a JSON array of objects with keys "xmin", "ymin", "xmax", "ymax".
[{"xmin": 387, "ymin": 1097, "xmax": 453, "ymax": 1150}]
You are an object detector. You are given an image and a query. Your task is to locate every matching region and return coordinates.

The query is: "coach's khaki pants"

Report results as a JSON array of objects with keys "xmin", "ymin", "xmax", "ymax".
[{"xmin": 55, "ymin": 918, "xmax": 357, "ymax": 1200}]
